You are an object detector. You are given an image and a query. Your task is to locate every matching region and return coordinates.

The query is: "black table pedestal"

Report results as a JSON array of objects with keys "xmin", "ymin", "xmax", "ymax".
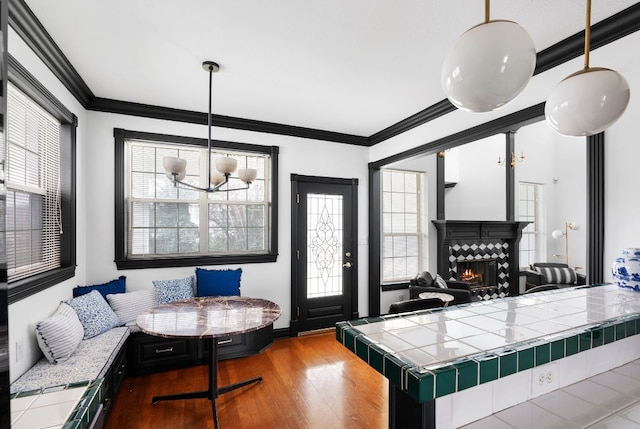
[{"xmin": 152, "ymin": 337, "xmax": 262, "ymax": 428}]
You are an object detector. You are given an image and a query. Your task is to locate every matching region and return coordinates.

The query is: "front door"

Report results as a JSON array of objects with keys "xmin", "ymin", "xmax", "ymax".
[{"xmin": 290, "ymin": 175, "xmax": 358, "ymax": 335}]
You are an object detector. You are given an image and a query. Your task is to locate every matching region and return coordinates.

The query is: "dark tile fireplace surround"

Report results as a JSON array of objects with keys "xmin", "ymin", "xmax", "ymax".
[{"xmin": 433, "ymin": 220, "xmax": 529, "ymax": 300}]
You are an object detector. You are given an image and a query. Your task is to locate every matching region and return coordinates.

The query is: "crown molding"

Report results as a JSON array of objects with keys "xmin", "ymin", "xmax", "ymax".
[{"xmin": 9, "ymin": 0, "xmax": 640, "ymax": 146}]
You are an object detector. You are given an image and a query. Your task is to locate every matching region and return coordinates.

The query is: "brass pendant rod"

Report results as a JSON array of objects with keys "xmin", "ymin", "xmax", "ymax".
[
  {"xmin": 584, "ymin": 0, "xmax": 591, "ymax": 70},
  {"xmin": 485, "ymin": 0, "xmax": 490, "ymax": 23}
]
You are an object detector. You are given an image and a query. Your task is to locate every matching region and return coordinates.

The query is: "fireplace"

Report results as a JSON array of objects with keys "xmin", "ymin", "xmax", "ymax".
[
  {"xmin": 432, "ymin": 220, "xmax": 529, "ymax": 300},
  {"xmin": 458, "ymin": 259, "xmax": 498, "ymax": 289}
]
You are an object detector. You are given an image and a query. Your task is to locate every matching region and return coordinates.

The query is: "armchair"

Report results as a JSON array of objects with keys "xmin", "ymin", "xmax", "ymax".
[
  {"xmin": 408, "ymin": 271, "xmax": 476, "ymax": 305},
  {"xmin": 525, "ymin": 262, "xmax": 586, "ymax": 291}
]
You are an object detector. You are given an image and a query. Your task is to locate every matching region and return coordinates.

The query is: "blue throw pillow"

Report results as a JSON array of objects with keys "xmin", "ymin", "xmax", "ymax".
[
  {"xmin": 196, "ymin": 268, "xmax": 242, "ymax": 297},
  {"xmin": 153, "ymin": 276, "xmax": 195, "ymax": 304},
  {"xmin": 73, "ymin": 276, "xmax": 126, "ymax": 299},
  {"xmin": 66, "ymin": 290, "xmax": 122, "ymax": 339}
]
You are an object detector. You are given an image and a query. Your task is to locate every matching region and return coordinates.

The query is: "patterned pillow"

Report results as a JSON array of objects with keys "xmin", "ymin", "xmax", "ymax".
[
  {"xmin": 153, "ymin": 276, "xmax": 195, "ymax": 304},
  {"xmin": 73, "ymin": 276, "xmax": 126, "ymax": 299},
  {"xmin": 538, "ymin": 266, "xmax": 577, "ymax": 284},
  {"xmin": 35, "ymin": 302, "xmax": 85, "ymax": 364},
  {"xmin": 434, "ymin": 274, "xmax": 449, "ymax": 289},
  {"xmin": 66, "ymin": 290, "xmax": 122, "ymax": 339},
  {"xmin": 195, "ymin": 268, "xmax": 242, "ymax": 297},
  {"xmin": 107, "ymin": 289, "xmax": 157, "ymax": 324}
]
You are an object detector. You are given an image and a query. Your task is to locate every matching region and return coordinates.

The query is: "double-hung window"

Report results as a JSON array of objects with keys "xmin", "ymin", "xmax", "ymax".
[
  {"xmin": 518, "ymin": 181, "xmax": 544, "ymax": 268},
  {"xmin": 114, "ymin": 129, "xmax": 278, "ymax": 269},
  {"xmin": 382, "ymin": 169, "xmax": 422, "ymax": 283},
  {"xmin": 5, "ymin": 59, "xmax": 77, "ymax": 303}
]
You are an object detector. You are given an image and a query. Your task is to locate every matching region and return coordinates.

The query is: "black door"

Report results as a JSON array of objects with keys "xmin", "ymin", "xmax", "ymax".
[{"xmin": 290, "ymin": 175, "xmax": 358, "ymax": 335}]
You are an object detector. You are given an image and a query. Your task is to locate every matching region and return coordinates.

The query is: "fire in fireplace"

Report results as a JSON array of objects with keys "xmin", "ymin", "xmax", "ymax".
[{"xmin": 457, "ymin": 259, "xmax": 498, "ymax": 288}]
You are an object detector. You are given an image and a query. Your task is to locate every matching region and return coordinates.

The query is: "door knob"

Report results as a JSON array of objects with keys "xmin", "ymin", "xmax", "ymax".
[{"xmin": 343, "ymin": 262, "xmax": 352, "ymax": 268}]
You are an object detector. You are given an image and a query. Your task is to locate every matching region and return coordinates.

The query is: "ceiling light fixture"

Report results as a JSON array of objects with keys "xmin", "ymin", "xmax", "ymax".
[
  {"xmin": 545, "ymin": 0, "xmax": 630, "ymax": 136},
  {"xmin": 163, "ymin": 61, "xmax": 257, "ymax": 192},
  {"xmin": 441, "ymin": 0, "xmax": 536, "ymax": 112}
]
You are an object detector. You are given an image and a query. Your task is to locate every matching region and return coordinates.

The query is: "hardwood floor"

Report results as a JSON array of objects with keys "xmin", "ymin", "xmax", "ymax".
[{"xmin": 105, "ymin": 331, "xmax": 388, "ymax": 429}]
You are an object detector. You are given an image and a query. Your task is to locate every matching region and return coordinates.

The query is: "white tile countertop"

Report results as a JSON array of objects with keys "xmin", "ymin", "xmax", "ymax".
[
  {"xmin": 337, "ymin": 284, "xmax": 640, "ymax": 405},
  {"xmin": 10, "ymin": 380, "xmax": 103, "ymax": 429}
]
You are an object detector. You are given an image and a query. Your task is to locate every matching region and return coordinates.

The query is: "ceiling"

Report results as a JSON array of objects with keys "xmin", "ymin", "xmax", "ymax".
[{"xmin": 21, "ymin": 0, "xmax": 639, "ymax": 138}]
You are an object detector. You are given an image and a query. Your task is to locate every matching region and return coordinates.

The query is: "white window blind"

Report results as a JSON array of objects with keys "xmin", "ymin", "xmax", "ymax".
[
  {"xmin": 382, "ymin": 169, "xmax": 422, "ymax": 282},
  {"xmin": 125, "ymin": 140, "xmax": 269, "ymax": 258},
  {"xmin": 6, "ymin": 84, "xmax": 61, "ymax": 281}
]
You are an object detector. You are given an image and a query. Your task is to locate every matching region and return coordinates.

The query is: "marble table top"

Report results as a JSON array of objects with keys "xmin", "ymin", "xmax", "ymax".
[{"xmin": 136, "ymin": 296, "xmax": 281, "ymax": 339}]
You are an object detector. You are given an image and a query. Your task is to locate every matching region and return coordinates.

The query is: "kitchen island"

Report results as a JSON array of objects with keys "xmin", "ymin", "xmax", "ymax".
[{"xmin": 337, "ymin": 284, "xmax": 640, "ymax": 428}]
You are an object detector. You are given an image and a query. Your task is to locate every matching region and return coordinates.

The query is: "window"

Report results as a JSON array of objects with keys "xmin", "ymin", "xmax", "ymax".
[
  {"xmin": 382, "ymin": 169, "xmax": 422, "ymax": 282},
  {"xmin": 518, "ymin": 182, "xmax": 544, "ymax": 268},
  {"xmin": 5, "ymin": 56, "xmax": 77, "ymax": 303},
  {"xmin": 114, "ymin": 129, "xmax": 278, "ymax": 269}
]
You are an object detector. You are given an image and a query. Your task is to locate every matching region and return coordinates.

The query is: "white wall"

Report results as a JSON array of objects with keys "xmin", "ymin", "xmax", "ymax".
[
  {"xmin": 8, "ymin": 27, "xmax": 89, "ymax": 381},
  {"xmin": 445, "ymin": 134, "xmax": 505, "ymax": 220},
  {"xmin": 83, "ymin": 111, "xmax": 370, "ymax": 334},
  {"xmin": 515, "ymin": 121, "xmax": 587, "ymax": 271}
]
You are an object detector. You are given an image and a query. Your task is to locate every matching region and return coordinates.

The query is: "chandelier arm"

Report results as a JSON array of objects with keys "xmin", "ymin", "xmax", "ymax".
[{"xmin": 584, "ymin": 0, "xmax": 591, "ymax": 70}]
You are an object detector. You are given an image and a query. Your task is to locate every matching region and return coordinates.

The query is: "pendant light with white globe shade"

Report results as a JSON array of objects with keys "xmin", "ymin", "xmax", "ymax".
[
  {"xmin": 545, "ymin": 0, "xmax": 630, "ymax": 137},
  {"xmin": 163, "ymin": 61, "xmax": 257, "ymax": 193},
  {"xmin": 441, "ymin": 0, "xmax": 536, "ymax": 112}
]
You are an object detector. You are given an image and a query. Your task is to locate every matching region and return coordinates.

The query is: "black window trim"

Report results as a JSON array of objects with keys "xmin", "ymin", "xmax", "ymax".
[
  {"xmin": 7, "ymin": 54, "xmax": 77, "ymax": 304},
  {"xmin": 114, "ymin": 128, "xmax": 279, "ymax": 270}
]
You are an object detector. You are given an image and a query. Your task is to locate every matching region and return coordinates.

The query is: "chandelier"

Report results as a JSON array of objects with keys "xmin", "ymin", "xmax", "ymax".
[{"xmin": 163, "ymin": 61, "xmax": 257, "ymax": 192}]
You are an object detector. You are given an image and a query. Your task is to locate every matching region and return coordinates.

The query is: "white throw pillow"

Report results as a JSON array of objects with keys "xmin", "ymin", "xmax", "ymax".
[
  {"xmin": 434, "ymin": 274, "xmax": 449, "ymax": 289},
  {"xmin": 107, "ymin": 289, "xmax": 157, "ymax": 324},
  {"xmin": 35, "ymin": 302, "xmax": 85, "ymax": 364}
]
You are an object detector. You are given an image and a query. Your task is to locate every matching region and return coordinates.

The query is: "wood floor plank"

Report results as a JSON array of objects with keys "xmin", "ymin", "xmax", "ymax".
[{"xmin": 105, "ymin": 331, "xmax": 388, "ymax": 429}]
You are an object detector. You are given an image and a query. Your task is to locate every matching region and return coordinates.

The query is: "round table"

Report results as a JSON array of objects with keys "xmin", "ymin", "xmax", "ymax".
[
  {"xmin": 418, "ymin": 291, "xmax": 455, "ymax": 307},
  {"xmin": 137, "ymin": 296, "xmax": 281, "ymax": 429}
]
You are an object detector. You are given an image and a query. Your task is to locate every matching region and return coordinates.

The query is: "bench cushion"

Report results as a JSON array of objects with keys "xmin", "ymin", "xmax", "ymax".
[{"xmin": 11, "ymin": 327, "xmax": 129, "ymax": 394}]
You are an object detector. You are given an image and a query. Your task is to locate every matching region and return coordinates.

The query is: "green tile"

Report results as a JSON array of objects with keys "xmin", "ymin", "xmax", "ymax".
[
  {"xmin": 335, "ymin": 322, "xmax": 348, "ymax": 342},
  {"xmin": 517, "ymin": 347, "xmax": 535, "ymax": 371},
  {"xmin": 535, "ymin": 342, "xmax": 550, "ymax": 366},
  {"xmin": 603, "ymin": 325, "xmax": 616, "ymax": 344},
  {"xmin": 433, "ymin": 366, "xmax": 457, "ymax": 397},
  {"xmin": 407, "ymin": 370, "xmax": 435, "ymax": 402},
  {"xmin": 499, "ymin": 350, "xmax": 517, "ymax": 378},
  {"xmin": 565, "ymin": 335, "xmax": 579, "ymax": 356},
  {"xmin": 626, "ymin": 320, "xmax": 637, "ymax": 336},
  {"xmin": 342, "ymin": 329, "xmax": 358, "ymax": 352},
  {"xmin": 368, "ymin": 345, "xmax": 385, "ymax": 373},
  {"xmin": 591, "ymin": 327, "xmax": 604, "ymax": 348},
  {"xmin": 579, "ymin": 331, "xmax": 592, "ymax": 352},
  {"xmin": 477, "ymin": 355, "xmax": 499, "ymax": 384},
  {"xmin": 383, "ymin": 354, "xmax": 405, "ymax": 387},
  {"xmin": 355, "ymin": 336, "xmax": 374, "ymax": 362},
  {"xmin": 454, "ymin": 360, "xmax": 478, "ymax": 391},
  {"xmin": 616, "ymin": 322, "xmax": 626, "ymax": 340},
  {"xmin": 550, "ymin": 339, "xmax": 565, "ymax": 361}
]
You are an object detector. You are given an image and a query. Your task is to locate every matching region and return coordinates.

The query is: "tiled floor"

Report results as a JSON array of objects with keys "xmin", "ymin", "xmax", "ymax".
[{"xmin": 461, "ymin": 359, "xmax": 640, "ymax": 428}]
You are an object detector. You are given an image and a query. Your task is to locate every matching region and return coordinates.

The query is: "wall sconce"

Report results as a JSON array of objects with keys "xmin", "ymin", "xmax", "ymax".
[
  {"xmin": 497, "ymin": 151, "xmax": 525, "ymax": 168},
  {"xmin": 552, "ymin": 222, "xmax": 579, "ymax": 265}
]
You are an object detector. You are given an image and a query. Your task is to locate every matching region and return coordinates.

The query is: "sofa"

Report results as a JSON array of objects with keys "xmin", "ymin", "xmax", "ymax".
[
  {"xmin": 408, "ymin": 271, "xmax": 476, "ymax": 305},
  {"xmin": 525, "ymin": 262, "xmax": 586, "ymax": 292}
]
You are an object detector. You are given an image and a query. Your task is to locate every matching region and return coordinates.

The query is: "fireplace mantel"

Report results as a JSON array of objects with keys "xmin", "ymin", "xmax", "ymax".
[{"xmin": 432, "ymin": 220, "xmax": 529, "ymax": 298}]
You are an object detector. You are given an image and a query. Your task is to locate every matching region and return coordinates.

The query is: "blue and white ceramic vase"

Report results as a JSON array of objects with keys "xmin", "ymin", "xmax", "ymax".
[{"xmin": 612, "ymin": 248, "xmax": 640, "ymax": 291}]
